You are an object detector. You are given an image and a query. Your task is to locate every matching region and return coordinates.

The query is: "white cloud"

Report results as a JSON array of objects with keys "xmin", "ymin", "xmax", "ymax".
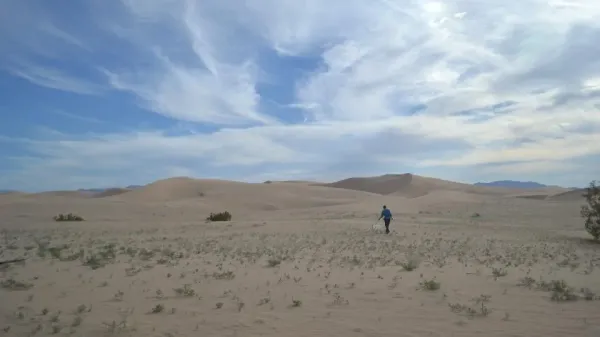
[
  {"xmin": 2, "ymin": 0, "xmax": 600, "ymax": 190},
  {"xmin": 7, "ymin": 63, "xmax": 103, "ymax": 95}
]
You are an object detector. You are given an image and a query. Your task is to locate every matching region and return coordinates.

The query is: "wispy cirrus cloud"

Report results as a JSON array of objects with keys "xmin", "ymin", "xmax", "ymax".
[
  {"xmin": 7, "ymin": 63, "xmax": 104, "ymax": 95},
  {"xmin": 1, "ymin": 0, "xmax": 600, "ymax": 191}
]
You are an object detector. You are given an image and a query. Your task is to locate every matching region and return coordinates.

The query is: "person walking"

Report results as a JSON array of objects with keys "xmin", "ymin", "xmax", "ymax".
[{"xmin": 378, "ymin": 205, "xmax": 393, "ymax": 234}]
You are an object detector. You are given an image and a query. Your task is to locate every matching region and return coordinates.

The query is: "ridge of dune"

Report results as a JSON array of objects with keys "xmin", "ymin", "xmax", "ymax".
[
  {"xmin": 111, "ymin": 176, "xmax": 379, "ymax": 210},
  {"xmin": 114, "ymin": 177, "xmax": 232, "ymax": 201},
  {"xmin": 321, "ymin": 173, "xmax": 519, "ymax": 198},
  {"xmin": 322, "ymin": 173, "xmax": 415, "ymax": 195},
  {"xmin": 321, "ymin": 173, "xmax": 576, "ymax": 199}
]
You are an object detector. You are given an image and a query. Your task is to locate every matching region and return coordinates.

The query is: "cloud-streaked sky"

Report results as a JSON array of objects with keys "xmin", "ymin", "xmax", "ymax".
[{"xmin": 1, "ymin": 0, "xmax": 599, "ymax": 191}]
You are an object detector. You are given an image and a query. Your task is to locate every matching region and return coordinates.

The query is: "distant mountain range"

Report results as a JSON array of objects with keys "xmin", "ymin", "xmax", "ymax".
[
  {"xmin": 0, "ymin": 185, "xmax": 144, "ymax": 194},
  {"xmin": 474, "ymin": 180, "xmax": 554, "ymax": 189}
]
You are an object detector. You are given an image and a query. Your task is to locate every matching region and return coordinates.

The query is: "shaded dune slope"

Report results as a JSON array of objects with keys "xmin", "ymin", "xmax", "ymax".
[
  {"xmin": 92, "ymin": 188, "xmax": 131, "ymax": 198},
  {"xmin": 321, "ymin": 173, "xmax": 522, "ymax": 198},
  {"xmin": 547, "ymin": 189, "xmax": 586, "ymax": 202}
]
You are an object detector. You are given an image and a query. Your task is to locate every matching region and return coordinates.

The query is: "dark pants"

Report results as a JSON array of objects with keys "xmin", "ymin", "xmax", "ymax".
[{"xmin": 384, "ymin": 218, "xmax": 391, "ymax": 233}]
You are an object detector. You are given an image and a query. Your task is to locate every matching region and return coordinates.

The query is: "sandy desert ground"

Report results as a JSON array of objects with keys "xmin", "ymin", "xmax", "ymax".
[{"xmin": 0, "ymin": 174, "xmax": 599, "ymax": 337}]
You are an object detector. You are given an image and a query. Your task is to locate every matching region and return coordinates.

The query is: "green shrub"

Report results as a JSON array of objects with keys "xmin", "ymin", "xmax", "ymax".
[
  {"xmin": 53, "ymin": 213, "xmax": 84, "ymax": 222},
  {"xmin": 580, "ymin": 181, "xmax": 600, "ymax": 240},
  {"xmin": 206, "ymin": 211, "xmax": 232, "ymax": 222}
]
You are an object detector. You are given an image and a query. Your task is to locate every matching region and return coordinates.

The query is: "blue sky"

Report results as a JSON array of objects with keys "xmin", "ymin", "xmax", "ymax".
[{"xmin": 1, "ymin": 0, "xmax": 600, "ymax": 192}]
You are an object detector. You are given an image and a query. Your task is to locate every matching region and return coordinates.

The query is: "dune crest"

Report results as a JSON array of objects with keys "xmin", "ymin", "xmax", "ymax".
[
  {"xmin": 107, "ymin": 176, "xmax": 378, "ymax": 211},
  {"xmin": 321, "ymin": 173, "xmax": 549, "ymax": 198}
]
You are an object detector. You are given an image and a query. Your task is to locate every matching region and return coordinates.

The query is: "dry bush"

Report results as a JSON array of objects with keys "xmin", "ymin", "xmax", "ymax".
[
  {"xmin": 580, "ymin": 180, "xmax": 600, "ymax": 240},
  {"xmin": 53, "ymin": 213, "xmax": 84, "ymax": 222},
  {"xmin": 206, "ymin": 211, "xmax": 232, "ymax": 222}
]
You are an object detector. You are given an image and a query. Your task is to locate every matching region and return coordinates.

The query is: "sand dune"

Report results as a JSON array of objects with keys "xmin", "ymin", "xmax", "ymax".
[
  {"xmin": 548, "ymin": 189, "xmax": 586, "ymax": 202},
  {"xmin": 26, "ymin": 190, "xmax": 95, "ymax": 198},
  {"xmin": 321, "ymin": 173, "xmax": 555, "ymax": 198},
  {"xmin": 110, "ymin": 177, "xmax": 378, "ymax": 211},
  {"xmin": 0, "ymin": 175, "xmax": 598, "ymax": 337},
  {"xmin": 92, "ymin": 188, "xmax": 131, "ymax": 198}
]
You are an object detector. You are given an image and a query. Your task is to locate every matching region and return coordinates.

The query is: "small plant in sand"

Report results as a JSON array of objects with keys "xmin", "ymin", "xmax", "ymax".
[
  {"xmin": 267, "ymin": 258, "xmax": 281, "ymax": 268},
  {"xmin": 1, "ymin": 278, "xmax": 33, "ymax": 291},
  {"xmin": 71, "ymin": 315, "xmax": 83, "ymax": 327},
  {"xmin": 113, "ymin": 290, "xmax": 124, "ymax": 301},
  {"xmin": 419, "ymin": 278, "xmax": 441, "ymax": 291},
  {"xmin": 53, "ymin": 213, "xmax": 84, "ymax": 222},
  {"xmin": 49, "ymin": 311, "xmax": 61, "ymax": 323},
  {"xmin": 400, "ymin": 257, "xmax": 420, "ymax": 271},
  {"xmin": 212, "ymin": 271, "xmax": 235, "ymax": 280},
  {"xmin": 150, "ymin": 304, "xmax": 165, "ymax": 314},
  {"xmin": 75, "ymin": 304, "xmax": 90, "ymax": 314},
  {"xmin": 331, "ymin": 293, "xmax": 349, "ymax": 306},
  {"xmin": 580, "ymin": 287, "xmax": 597, "ymax": 301},
  {"xmin": 206, "ymin": 211, "xmax": 232, "ymax": 222},
  {"xmin": 580, "ymin": 180, "xmax": 600, "ymax": 240},
  {"xmin": 290, "ymin": 299, "xmax": 302, "ymax": 308},
  {"xmin": 491, "ymin": 267, "xmax": 508, "ymax": 280},
  {"xmin": 517, "ymin": 276, "xmax": 536, "ymax": 288},
  {"xmin": 51, "ymin": 325, "xmax": 62, "ymax": 334},
  {"xmin": 258, "ymin": 297, "xmax": 271, "ymax": 306},
  {"xmin": 537, "ymin": 280, "xmax": 579, "ymax": 302},
  {"xmin": 449, "ymin": 295, "xmax": 492, "ymax": 318},
  {"xmin": 173, "ymin": 284, "xmax": 196, "ymax": 297},
  {"xmin": 102, "ymin": 316, "xmax": 131, "ymax": 333}
]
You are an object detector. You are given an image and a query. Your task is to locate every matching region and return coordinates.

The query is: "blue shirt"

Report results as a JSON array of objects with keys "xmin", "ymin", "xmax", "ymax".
[{"xmin": 381, "ymin": 208, "xmax": 392, "ymax": 219}]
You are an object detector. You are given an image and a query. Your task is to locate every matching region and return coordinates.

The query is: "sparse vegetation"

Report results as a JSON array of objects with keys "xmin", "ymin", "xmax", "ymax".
[
  {"xmin": 212, "ymin": 271, "xmax": 235, "ymax": 280},
  {"xmin": 538, "ymin": 280, "xmax": 579, "ymax": 302},
  {"xmin": 102, "ymin": 318, "xmax": 130, "ymax": 334},
  {"xmin": 516, "ymin": 278, "xmax": 596, "ymax": 302},
  {"xmin": 491, "ymin": 267, "xmax": 508, "ymax": 280},
  {"xmin": 206, "ymin": 211, "xmax": 232, "ymax": 222},
  {"xmin": 517, "ymin": 276, "xmax": 536, "ymax": 288},
  {"xmin": 53, "ymin": 213, "xmax": 84, "ymax": 222},
  {"xmin": 267, "ymin": 258, "xmax": 282, "ymax": 267},
  {"xmin": 449, "ymin": 295, "xmax": 492, "ymax": 318},
  {"xmin": 0, "ymin": 278, "xmax": 33, "ymax": 291},
  {"xmin": 400, "ymin": 257, "xmax": 419, "ymax": 271},
  {"xmin": 3, "ymin": 186, "xmax": 600, "ymax": 336},
  {"xmin": 419, "ymin": 278, "xmax": 441, "ymax": 291},
  {"xmin": 580, "ymin": 180, "xmax": 600, "ymax": 240},
  {"xmin": 150, "ymin": 304, "xmax": 165, "ymax": 314},
  {"xmin": 173, "ymin": 284, "xmax": 196, "ymax": 297}
]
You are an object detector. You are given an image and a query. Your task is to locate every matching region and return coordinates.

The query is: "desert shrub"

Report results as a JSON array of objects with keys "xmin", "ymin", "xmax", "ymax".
[
  {"xmin": 580, "ymin": 180, "xmax": 600, "ymax": 240},
  {"xmin": 53, "ymin": 213, "xmax": 84, "ymax": 222},
  {"xmin": 206, "ymin": 211, "xmax": 232, "ymax": 222}
]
